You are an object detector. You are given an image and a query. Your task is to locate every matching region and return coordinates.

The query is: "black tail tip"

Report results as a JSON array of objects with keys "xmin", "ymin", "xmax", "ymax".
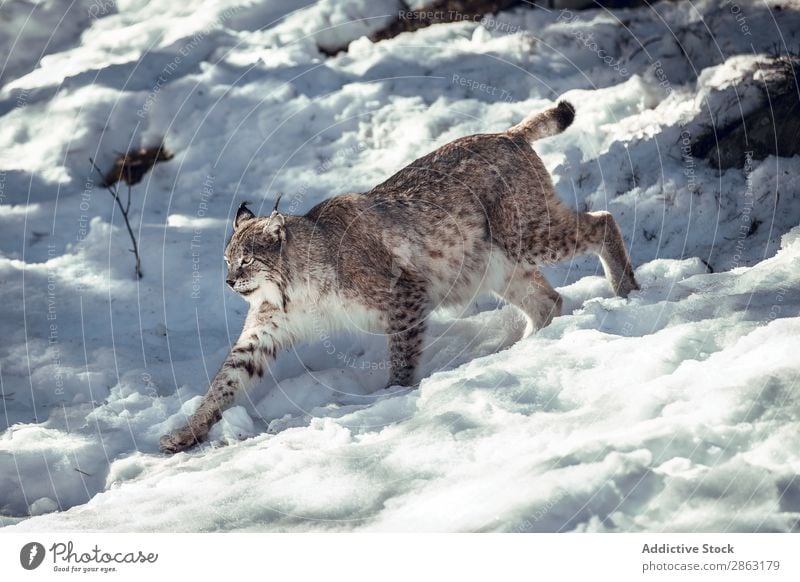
[{"xmin": 555, "ymin": 100, "xmax": 575, "ymax": 130}]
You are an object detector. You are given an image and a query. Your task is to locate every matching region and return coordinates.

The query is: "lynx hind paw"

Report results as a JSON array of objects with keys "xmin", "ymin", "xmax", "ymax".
[
  {"xmin": 616, "ymin": 276, "xmax": 640, "ymax": 298},
  {"xmin": 159, "ymin": 426, "xmax": 203, "ymax": 454}
]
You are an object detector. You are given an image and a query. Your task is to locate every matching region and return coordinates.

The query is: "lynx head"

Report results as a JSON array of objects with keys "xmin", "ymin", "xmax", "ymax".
[{"xmin": 224, "ymin": 201, "xmax": 288, "ymax": 308}]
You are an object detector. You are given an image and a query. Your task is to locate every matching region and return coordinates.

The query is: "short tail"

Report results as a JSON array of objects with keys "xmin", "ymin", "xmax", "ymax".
[{"xmin": 506, "ymin": 100, "xmax": 575, "ymax": 142}]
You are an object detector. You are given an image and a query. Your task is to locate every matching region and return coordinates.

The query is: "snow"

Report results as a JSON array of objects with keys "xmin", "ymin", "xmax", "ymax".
[{"xmin": 1, "ymin": 0, "xmax": 799, "ymax": 532}]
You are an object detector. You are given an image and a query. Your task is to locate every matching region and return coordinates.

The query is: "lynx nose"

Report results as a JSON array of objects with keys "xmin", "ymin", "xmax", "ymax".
[{"xmin": 226, "ymin": 278, "xmax": 235, "ymax": 288}]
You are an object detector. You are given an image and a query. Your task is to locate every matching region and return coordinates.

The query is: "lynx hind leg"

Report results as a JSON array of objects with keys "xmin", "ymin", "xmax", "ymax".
[
  {"xmin": 386, "ymin": 276, "xmax": 428, "ymax": 387},
  {"xmin": 500, "ymin": 267, "xmax": 563, "ymax": 337},
  {"xmin": 539, "ymin": 210, "xmax": 639, "ymax": 298},
  {"xmin": 578, "ymin": 211, "xmax": 639, "ymax": 297}
]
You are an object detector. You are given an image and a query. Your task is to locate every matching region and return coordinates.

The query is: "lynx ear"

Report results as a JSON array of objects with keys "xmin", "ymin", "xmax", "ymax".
[
  {"xmin": 235, "ymin": 202, "xmax": 255, "ymax": 229},
  {"xmin": 263, "ymin": 211, "xmax": 285, "ymax": 242}
]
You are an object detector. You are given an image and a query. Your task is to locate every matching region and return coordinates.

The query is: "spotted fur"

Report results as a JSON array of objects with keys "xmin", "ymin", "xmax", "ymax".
[{"xmin": 159, "ymin": 101, "xmax": 639, "ymax": 454}]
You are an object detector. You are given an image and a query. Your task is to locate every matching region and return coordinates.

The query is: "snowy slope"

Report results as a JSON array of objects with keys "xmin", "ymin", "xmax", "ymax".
[{"xmin": 1, "ymin": 0, "xmax": 799, "ymax": 532}]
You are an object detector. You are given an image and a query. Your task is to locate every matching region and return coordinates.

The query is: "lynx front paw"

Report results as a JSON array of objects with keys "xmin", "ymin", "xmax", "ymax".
[{"xmin": 159, "ymin": 425, "xmax": 205, "ymax": 454}]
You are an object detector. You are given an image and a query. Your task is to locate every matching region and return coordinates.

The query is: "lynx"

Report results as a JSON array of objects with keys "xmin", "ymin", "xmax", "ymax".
[{"xmin": 160, "ymin": 101, "xmax": 639, "ymax": 453}]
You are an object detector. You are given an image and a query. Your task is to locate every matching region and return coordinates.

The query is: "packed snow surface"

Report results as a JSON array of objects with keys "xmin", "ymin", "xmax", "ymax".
[{"xmin": 1, "ymin": 0, "xmax": 799, "ymax": 532}]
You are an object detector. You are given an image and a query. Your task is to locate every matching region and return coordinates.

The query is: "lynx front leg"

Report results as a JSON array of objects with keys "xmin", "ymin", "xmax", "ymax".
[
  {"xmin": 160, "ymin": 303, "xmax": 287, "ymax": 454},
  {"xmin": 386, "ymin": 276, "xmax": 429, "ymax": 387}
]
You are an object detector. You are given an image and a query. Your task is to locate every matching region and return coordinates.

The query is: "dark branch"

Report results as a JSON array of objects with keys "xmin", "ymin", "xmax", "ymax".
[{"xmin": 90, "ymin": 157, "xmax": 144, "ymax": 279}]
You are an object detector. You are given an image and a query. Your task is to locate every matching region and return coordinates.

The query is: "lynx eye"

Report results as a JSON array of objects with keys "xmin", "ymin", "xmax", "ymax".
[{"xmin": 241, "ymin": 256, "xmax": 255, "ymax": 267}]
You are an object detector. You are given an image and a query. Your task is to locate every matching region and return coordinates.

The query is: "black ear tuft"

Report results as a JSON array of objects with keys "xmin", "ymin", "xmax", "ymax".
[{"xmin": 235, "ymin": 202, "xmax": 255, "ymax": 229}]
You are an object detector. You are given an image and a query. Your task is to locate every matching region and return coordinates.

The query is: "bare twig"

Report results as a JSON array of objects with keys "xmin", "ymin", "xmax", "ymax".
[
  {"xmin": 125, "ymin": 164, "xmax": 132, "ymax": 214},
  {"xmin": 74, "ymin": 467, "xmax": 93, "ymax": 477},
  {"xmin": 90, "ymin": 157, "xmax": 144, "ymax": 279}
]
